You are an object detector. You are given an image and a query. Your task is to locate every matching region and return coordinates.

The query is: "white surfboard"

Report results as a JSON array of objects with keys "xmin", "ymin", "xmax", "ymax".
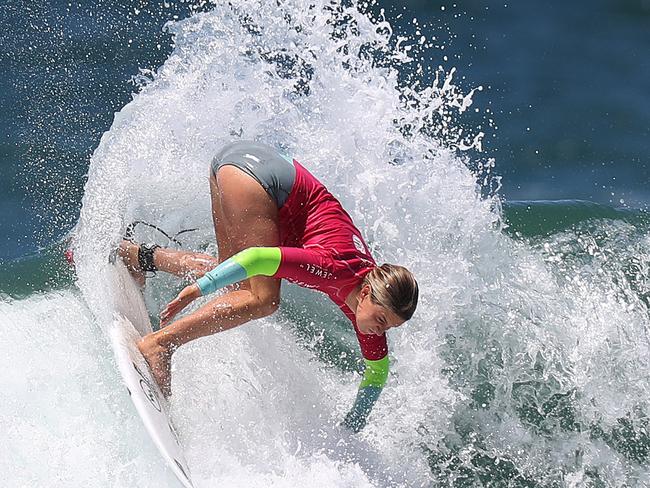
[{"xmin": 108, "ymin": 261, "xmax": 194, "ymax": 488}]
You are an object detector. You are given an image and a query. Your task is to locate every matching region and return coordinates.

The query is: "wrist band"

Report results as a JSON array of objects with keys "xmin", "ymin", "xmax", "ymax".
[{"xmin": 138, "ymin": 244, "xmax": 160, "ymax": 273}]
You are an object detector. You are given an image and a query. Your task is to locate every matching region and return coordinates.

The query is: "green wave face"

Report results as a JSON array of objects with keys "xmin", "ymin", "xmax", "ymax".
[
  {"xmin": 0, "ymin": 241, "xmax": 75, "ymax": 299},
  {"xmin": 502, "ymin": 199, "xmax": 650, "ymax": 238}
]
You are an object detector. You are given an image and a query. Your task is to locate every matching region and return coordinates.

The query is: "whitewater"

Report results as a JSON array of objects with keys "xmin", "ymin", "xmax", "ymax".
[{"xmin": 2, "ymin": 1, "xmax": 650, "ymax": 486}]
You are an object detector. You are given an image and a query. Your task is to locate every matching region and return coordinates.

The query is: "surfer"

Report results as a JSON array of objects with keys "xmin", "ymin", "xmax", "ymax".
[{"xmin": 118, "ymin": 140, "xmax": 418, "ymax": 432}]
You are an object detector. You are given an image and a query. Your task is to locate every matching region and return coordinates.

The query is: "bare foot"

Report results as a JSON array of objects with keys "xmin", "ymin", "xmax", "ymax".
[
  {"xmin": 118, "ymin": 240, "xmax": 146, "ymax": 287},
  {"xmin": 137, "ymin": 334, "xmax": 173, "ymax": 398}
]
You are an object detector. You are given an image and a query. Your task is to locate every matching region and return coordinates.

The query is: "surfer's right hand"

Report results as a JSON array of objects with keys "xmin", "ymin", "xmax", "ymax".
[{"xmin": 160, "ymin": 284, "xmax": 201, "ymax": 326}]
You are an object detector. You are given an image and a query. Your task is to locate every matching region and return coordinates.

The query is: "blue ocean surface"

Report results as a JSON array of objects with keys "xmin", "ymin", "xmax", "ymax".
[{"xmin": 1, "ymin": 1, "xmax": 649, "ymax": 486}]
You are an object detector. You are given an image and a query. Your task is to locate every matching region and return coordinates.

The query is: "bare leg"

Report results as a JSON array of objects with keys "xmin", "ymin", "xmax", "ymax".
[
  {"xmin": 139, "ymin": 287, "xmax": 279, "ymax": 396},
  {"xmin": 138, "ymin": 166, "xmax": 282, "ymax": 396}
]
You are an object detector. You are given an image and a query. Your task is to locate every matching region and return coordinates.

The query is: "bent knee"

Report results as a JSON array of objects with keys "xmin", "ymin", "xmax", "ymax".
[
  {"xmin": 257, "ymin": 300, "xmax": 280, "ymax": 318},
  {"xmin": 253, "ymin": 295, "xmax": 280, "ymax": 319},
  {"xmin": 247, "ymin": 276, "xmax": 281, "ymax": 319}
]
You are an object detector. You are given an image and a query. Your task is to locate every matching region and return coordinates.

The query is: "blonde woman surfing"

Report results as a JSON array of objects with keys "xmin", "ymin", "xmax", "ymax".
[{"xmin": 119, "ymin": 141, "xmax": 418, "ymax": 432}]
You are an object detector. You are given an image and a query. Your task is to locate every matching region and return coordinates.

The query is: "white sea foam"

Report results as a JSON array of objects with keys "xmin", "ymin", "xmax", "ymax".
[{"xmin": 0, "ymin": 291, "xmax": 179, "ymax": 487}]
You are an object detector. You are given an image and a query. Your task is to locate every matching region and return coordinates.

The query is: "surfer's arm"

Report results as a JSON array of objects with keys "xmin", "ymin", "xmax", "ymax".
[
  {"xmin": 196, "ymin": 245, "xmax": 339, "ymax": 297},
  {"xmin": 342, "ymin": 355, "xmax": 389, "ymax": 433},
  {"xmin": 165, "ymin": 246, "xmax": 328, "ymax": 324},
  {"xmin": 195, "ymin": 247, "xmax": 282, "ymax": 295}
]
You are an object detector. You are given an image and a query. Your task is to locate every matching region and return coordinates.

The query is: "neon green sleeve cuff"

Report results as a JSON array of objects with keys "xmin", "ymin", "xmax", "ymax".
[
  {"xmin": 196, "ymin": 247, "xmax": 281, "ymax": 296},
  {"xmin": 232, "ymin": 247, "xmax": 281, "ymax": 277},
  {"xmin": 359, "ymin": 355, "xmax": 390, "ymax": 389},
  {"xmin": 342, "ymin": 356, "xmax": 389, "ymax": 433}
]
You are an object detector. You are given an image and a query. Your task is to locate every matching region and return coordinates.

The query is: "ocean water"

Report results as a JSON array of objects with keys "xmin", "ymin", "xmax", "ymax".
[{"xmin": 1, "ymin": 0, "xmax": 649, "ymax": 486}]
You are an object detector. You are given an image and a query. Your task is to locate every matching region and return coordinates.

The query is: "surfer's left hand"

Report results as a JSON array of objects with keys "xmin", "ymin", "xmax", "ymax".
[{"xmin": 161, "ymin": 284, "xmax": 201, "ymax": 326}]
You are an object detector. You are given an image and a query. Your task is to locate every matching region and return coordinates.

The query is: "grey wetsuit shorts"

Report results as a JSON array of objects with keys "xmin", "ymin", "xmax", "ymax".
[{"xmin": 211, "ymin": 140, "xmax": 296, "ymax": 208}]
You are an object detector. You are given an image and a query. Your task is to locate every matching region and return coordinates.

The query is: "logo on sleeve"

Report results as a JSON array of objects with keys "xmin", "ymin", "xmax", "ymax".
[{"xmin": 305, "ymin": 263, "xmax": 333, "ymax": 279}]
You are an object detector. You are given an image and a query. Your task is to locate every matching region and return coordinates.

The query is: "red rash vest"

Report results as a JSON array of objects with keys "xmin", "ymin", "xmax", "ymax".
[{"xmin": 274, "ymin": 160, "xmax": 388, "ymax": 361}]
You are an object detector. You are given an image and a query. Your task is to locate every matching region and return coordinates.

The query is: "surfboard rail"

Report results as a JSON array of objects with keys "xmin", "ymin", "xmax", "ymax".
[{"xmin": 108, "ymin": 261, "xmax": 194, "ymax": 488}]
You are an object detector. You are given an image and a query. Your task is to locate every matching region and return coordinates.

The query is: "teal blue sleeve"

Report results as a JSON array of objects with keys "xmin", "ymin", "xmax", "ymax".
[
  {"xmin": 196, "ymin": 247, "xmax": 282, "ymax": 296},
  {"xmin": 342, "ymin": 356, "xmax": 389, "ymax": 433}
]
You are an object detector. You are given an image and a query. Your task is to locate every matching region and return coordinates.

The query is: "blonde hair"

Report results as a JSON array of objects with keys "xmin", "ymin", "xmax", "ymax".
[{"xmin": 363, "ymin": 263, "xmax": 418, "ymax": 321}]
